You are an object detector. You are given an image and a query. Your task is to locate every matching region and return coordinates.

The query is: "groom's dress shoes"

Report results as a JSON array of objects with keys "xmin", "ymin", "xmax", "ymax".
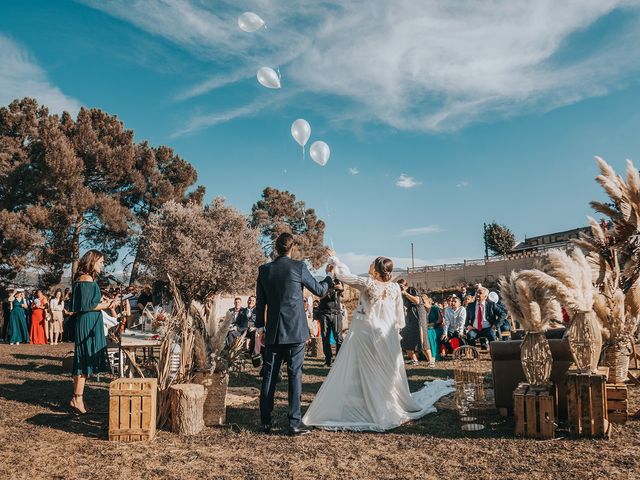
[
  {"xmin": 262, "ymin": 423, "xmax": 273, "ymax": 434},
  {"xmin": 288, "ymin": 424, "xmax": 312, "ymax": 436}
]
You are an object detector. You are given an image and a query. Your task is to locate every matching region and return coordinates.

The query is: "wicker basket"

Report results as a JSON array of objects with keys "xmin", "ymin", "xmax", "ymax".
[
  {"xmin": 602, "ymin": 344, "xmax": 631, "ymax": 384},
  {"xmin": 193, "ymin": 372, "xmax": 229, "ymax": 426}
]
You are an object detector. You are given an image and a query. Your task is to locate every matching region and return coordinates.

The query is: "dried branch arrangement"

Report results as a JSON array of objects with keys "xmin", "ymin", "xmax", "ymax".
[{"xmin": 154, "ymin": 277, "xmax": 245, "ymax": 428}]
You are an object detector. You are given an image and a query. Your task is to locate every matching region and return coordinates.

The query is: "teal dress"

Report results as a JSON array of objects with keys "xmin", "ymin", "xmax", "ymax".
[
  {"xmin": 8, "ymin": 299, "xmax": 30, "ymax": 344},
  {"xmin": 72, "ymin": 281, "xmax": 109, "ymax": 376},
  {"xmin": 427, "ymin": 306, "xmax": 443, "ymax": 360}
]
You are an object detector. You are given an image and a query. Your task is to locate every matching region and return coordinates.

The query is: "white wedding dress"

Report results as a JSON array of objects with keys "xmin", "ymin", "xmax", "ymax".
[{"xmin": 302, "ymin": 256, "xmax": 454, "ymax": 431}]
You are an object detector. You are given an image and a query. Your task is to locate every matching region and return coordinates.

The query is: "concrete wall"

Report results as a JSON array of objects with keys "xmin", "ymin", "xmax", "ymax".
[{"xmin": 406, "ymin": 245, "xmax": 564, "ymax": 292}]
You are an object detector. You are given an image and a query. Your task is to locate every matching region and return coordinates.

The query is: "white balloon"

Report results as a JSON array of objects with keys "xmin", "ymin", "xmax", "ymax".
[
  {"xmin": 310, "ymin": 141, "xmax": 330, "ymax": 166},
  {"xmin": 257, "ymin": 67, "xmax": 281, "ymax": 89},
  {"xmin": 238, "ymin": 12, "xmax": 265, "ymax": 32},
  {"xmin": 291, "ymin": 119, "xmax": 311, "ymax": 148}
]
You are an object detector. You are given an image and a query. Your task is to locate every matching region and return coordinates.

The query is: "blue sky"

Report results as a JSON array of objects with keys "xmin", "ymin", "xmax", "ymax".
[{"xmin": 2, "ymin": 1, "xmax": 640, "ymax": 273}]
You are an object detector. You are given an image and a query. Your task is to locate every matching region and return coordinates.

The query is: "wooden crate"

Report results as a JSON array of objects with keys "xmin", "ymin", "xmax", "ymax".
[
  {"xmin": 606, "ymin": 384, "xmax": 628, "ymax": 425},
  {"xmin": 566, "ymin": 366, "xmax": 610, "ymax": 438},
  {"xmin": 109, "ymin": 378, "xmax": 157, "ymax": 442},
  {"xmin": 513, "ymin": 383, "xmax": 557, "ymax": 439}
]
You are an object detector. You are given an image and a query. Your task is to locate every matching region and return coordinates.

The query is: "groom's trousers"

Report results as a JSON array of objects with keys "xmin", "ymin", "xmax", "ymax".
[{"xmin": 260, "ymin": 342, "xmax": 306, "ymax": 428}]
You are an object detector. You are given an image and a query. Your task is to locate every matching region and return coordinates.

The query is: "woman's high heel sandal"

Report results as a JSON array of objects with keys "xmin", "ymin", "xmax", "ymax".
[{"xmin": 69, "ymin": 394, "xmax": 87, "ymax": 415}]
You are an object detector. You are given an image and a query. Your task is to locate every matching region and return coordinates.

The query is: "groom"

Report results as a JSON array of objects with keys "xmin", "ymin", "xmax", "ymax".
[{"xmin": 255, "ymin": 233, "xmax": 332, "ymax": 435}]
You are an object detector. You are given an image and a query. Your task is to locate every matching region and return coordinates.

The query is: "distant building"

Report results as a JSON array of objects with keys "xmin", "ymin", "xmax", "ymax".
[
  {"xmin": 510, "ymin": 226, "xmax": 591, "ymax": 253},
  {"xmin": 407, "ymin": 226, "xmax": 590, "ymax": 292}
]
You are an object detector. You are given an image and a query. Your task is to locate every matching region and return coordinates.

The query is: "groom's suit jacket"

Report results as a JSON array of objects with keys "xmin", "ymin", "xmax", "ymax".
[{"xmin": 255, "ymin": 255, "xmax": 331, "ymax": 345}]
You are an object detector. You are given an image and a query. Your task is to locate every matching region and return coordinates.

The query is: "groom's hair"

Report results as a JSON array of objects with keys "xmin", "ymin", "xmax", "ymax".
[{"xmin": 275, "ymin": 232, "xmax": 295, "ymax": 255}]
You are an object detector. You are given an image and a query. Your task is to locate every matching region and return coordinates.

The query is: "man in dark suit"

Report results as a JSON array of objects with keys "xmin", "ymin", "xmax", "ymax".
[
  {"xmin": 255, "ymin": 233, "xmax": 331, "ymax": 435},
  {"xmin": 465, "ymin": 286, "xmax": 506, "ymax": 347}
]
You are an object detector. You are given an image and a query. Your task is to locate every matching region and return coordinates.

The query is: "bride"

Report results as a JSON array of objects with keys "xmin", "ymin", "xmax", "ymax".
[{"xmin": 303, "ymin": 251, "xmax": 454, "ymax": 431}]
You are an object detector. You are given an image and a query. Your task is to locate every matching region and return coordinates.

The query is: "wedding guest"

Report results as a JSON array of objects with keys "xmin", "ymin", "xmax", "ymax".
[
  {"xmin": 442, "ymin": 295, "xmax": 467, "ymax": 352},
  {"xmin": 422, "ymin": 294, "xmax": 443, "ymax": 361},
  {"xmin": 1, "ymin": 289, "xmax": 12, "ymax": 342},
  {"xmin": 397, "ymin": 279, "xmax": 422, "ymax": 365},
  {"xmin": 460, "ymin": 287, "xmax": 468, "ymax": 302},
  {"xmin": 420, "ymin": 294, "xmax": 437, "ymax": 367},
  {"xmin": 489, "ymin": 291, "xmax": 510, "ymax": 337},
  {"xmin": 70, "ymin": 250, "xmax": 115, "ymax": 414},
  {"xmin": 463, "ymin": 294, "xmax": 475, "ymax": 308},
  {"xmin": 316, "ymin": 271, "xmax": 344, "ymax": 367},
  {"xmin": 8, "ymin": 289, "xmax": 30, "ymax": 345},
  {"xmin": 465, "ymin": 286, "xmax": 505, "ymax": 347},
  {"xmin": 225, "ymin": 297, "xmax": 244, "ymax": 346},
  {"xmin": 230, "ymin": 296, "xmax": 257, "ymax": 349},
  {"xmin": 29, "ymin": 290, "xmax": 48, "ymax": 344},
  {"xmin": 62, "ymin": 288, "xmax": 74, "ymax": 342},
  {"xmin": 49, "ymin": 289, "xmax": 64, "ymax": 345},
  {"xmin": 137, "ymin": 285, "xmax": 153, "ymax": 313}
]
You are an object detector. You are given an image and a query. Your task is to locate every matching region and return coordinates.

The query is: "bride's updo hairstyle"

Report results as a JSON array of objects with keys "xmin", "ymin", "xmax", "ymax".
[{"xmin": 374, "ymin": 256, "xmax": 394, "ymax": 282}]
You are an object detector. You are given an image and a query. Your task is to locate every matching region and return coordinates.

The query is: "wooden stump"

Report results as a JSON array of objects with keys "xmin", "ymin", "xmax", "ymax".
[
  {"xmin": 193, "ymin": 372, "xmax": 229, "ymax": 426},
  {"xmin": 170, "ymin": 383, "xmax": 206, "ymax": 436}
]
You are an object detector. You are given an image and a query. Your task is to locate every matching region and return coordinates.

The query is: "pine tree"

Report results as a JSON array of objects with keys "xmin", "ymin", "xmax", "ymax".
[
  {"xmin": 250, "ymin": 187, "xmax": 327, "ymax": 268},
  {"xmin": 483, "ymin": 221, "xmax": 516, "ymax": 256}
]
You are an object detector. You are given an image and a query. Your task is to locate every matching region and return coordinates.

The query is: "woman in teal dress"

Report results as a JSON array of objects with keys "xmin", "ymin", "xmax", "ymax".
[
  {"xmin": 426, "ymin": 297, "xmax": 444, "ymax": 361},
  {"xmin": 8, "ymin": 289, "xmax": 30, "ymax": 344},
  {"xmin": 70, "ymin": 250, "xmax": 115, "ymax": 414}
]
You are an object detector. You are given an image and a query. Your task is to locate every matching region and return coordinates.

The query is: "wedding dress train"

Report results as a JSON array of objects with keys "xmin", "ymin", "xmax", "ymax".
[{"xmin": 302, "ymin": 256, "xmax": 454, "ymax": 431}]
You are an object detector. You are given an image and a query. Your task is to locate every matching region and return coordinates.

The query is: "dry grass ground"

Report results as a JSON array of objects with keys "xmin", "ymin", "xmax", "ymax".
[{"xmin": 0, "ymin": 343, "xmax": 639, "ymax": 480}]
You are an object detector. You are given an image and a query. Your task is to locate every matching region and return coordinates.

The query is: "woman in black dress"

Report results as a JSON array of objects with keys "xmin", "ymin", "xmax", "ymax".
[{"xmin": 397, "ymin": 279, "xmax": 424, "ymax": 365}]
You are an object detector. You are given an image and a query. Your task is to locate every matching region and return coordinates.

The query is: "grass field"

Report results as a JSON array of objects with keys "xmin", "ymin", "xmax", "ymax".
[{"xmin": 0, "ymin": 343, "xmax": 639, "ymax": 480}]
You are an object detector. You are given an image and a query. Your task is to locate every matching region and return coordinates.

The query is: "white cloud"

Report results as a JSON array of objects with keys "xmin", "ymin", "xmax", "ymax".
[
  {"xmin": 348, "ymin": 167, "xmax": 359, "ymax": 175},
  {"xmin": 336, "ymin": 251, "xmax": 465, "ymax": 275},
  {"xmin": 456, "ymin": 181, "xmax": 470, "ymax": 188},
  {"xmin": 399, "ymin": 225, "xmax": 444, "ymax": 237},
  {"xmin": 84, "ymin": 1, "xmax": 640, "ymax": 132},
  {"xmin": 171, "ymin": 96, "xmax": 279, "ymax": 137},
  {"xmin": 396, "ymin": 173, "xmax": 421, "ymax": 188},
  {"xmin": 0, "ymin": 34, "xmax": 80, "ymax": 115}
]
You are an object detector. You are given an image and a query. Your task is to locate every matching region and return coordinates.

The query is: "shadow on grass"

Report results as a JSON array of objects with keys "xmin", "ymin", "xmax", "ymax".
[
  {"xmin": 27, "ymin": 412, "xmax": 108, "ymax": 439},
  {"xmin": 0, "ymin": 378, "xmax": 109, "ymax": 413},
  {"xmin": 12, "ymin": 353, "xmax": 67, "ymax": 361},
  {"xmin": 0, "ymin": 362, "xmax": 64, "ymax": 376}
]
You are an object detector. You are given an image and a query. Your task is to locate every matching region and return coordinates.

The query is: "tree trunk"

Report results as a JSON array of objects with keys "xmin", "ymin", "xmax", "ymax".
[
  {"xmin": 129, "ymin": 244, "xmax": 142, "ymax": 286},
  {"xmin": 70, "ymin": 218, "xmax": 83, "ymax": 280},
  {"xmin": 170, "ymin": 384, "xmax": 206, "ymax": 435}
]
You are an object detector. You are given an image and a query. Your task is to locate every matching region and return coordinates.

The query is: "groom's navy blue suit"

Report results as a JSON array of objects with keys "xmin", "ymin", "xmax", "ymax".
[{"xmin": 255, "ymin": 255, "xmax": 331, "ymax": 429}]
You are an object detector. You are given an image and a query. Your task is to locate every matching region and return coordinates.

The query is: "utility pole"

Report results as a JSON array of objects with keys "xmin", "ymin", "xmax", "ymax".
[
  {"xmin": 483, "ymin": 222, "xmax": 489, "ymax": 258},
  {"xmin": 411, "ymin": 242, "xmax": 415, "ymax": 269}
]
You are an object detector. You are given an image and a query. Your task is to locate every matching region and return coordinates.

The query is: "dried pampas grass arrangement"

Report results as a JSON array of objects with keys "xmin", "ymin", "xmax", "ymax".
[
  {"xmin": 499, "ymin": 271, "xmax": 558, "ymax": 386},
  {"xmin": 519, "ymin": 248, "xmax": 602, "ymax": 373}
]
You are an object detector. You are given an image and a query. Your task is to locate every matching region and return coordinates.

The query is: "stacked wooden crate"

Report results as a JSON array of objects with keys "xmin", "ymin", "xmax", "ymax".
[
  {"xmin": 606, "ymin": 384, "xmax": 628, "ymax": 424},
  {"xmin": 513, "ymin": 383, "xmax": 557, "ymax": 439},
  {"xmin": 566, "ymin": 366, "xmax": 610, "ymax": 438}
]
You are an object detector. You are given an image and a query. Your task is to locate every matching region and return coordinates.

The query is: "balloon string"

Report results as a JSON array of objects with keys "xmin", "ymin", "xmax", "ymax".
[{"xmin": 302, "ymin": 145, "xmax": 305, "ymax": 162}]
